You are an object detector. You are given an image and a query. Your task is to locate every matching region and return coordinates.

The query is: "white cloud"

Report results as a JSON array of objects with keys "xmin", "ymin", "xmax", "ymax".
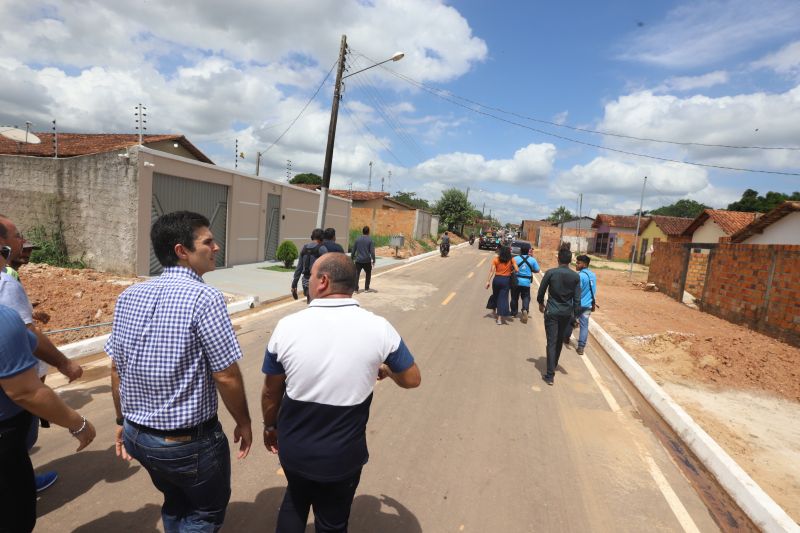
[
  {"xmin": 553, "ymin": 157, "xmax": 709, "ymax": 200},
  {"xmin": 552, "ymin": 111, "xmax": 568, "ymax": 125},
  {"xmin": 597, "ymin": 88, "xmax": 800, "ymax": 171},
  {"xmin": 752, "ymin": 40, "xmax": 800, "ymax": 77},
  {"xmin": 413, "ymin": 143, "xmax": 556, "ymax": 185},
  {"xmin": 618, "ymin": 0, "xmax": 800, "ymax": 68},
  {"xmin": 656, "ymin": 70, "xmax": 729, "ymax": 92}
]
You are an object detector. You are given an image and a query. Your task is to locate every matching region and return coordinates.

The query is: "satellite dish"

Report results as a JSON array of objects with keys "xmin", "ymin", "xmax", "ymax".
[{"xmin": 0, "ymin": 126, "xmax": 41, "ymax": 144}]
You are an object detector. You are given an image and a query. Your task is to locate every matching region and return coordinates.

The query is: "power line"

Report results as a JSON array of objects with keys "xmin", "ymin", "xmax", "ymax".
[
  {"xmin": 376, "ymin": 67, "xmax": 800, "ymax": 176},
  {"xmin": 350, "ymin": 50, "xmax": 800, "ymax": 153},
  {"xmin": 341, "ymin": 101, "xmax": 407, "ymax": 168},
  {"xmin": 260, "ymin": 59, "xmax": 338, "ymax": 155}
]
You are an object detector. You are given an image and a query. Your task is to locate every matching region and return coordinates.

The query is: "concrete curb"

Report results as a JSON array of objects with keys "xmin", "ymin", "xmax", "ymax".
[
  {"xmin": 588, "ymin": 322, "xmax": 798, "ymax": 532},
  {"xmin": 531, "ymin": 273, "xmax": 798, "ymax": 532},
  {"xmin": 58, "ymin": 297, "xmax": 255, "ymax": 360}
]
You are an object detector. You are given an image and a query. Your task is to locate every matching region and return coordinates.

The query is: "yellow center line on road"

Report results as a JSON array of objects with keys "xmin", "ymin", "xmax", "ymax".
[
  {"xmin": 476, "ymin": 258, "xmax": 487, "ymax": 268},
  {"xmin": 467, "ymin": 272, "xmax": 474, "ymax": 279},
  {"xmin": 441, "ymin": 292, "xmax": 457, "ymax": 306}
]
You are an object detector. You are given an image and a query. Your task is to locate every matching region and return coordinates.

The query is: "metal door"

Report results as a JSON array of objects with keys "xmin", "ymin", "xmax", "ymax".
[
  {"xmin": 149, "ymin": 173, "xmax": 229, "ymax": 275},
  {"xmin": 265, "ymin": 194, "xmax": 281, "ymax": 260}
]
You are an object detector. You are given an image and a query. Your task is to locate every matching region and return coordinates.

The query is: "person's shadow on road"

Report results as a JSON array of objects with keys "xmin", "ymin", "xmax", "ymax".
[
  {"xmin": 59, "ymin": 385, "xmax": 112, "ymax": 410},
  {"xmin": 37, "ymin": 445, "xmax": 141, "ymax": 516},
  {"xmin": 72, "ymin": 503, "xmax": 161, "ymax": 532},
  {"xmin": 526, "ymin": 356, "xmax": 568, "ymax": 375}
]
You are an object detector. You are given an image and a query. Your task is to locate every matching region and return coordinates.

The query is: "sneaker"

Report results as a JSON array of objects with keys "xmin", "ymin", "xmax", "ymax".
[
  {"xmin": 35, "ymin": 471, "xmax": 58, "ymax": 493},
  {"xmin": 521, "ymin": 310, "xmax": 528, "ymax": 324},
  {"xmin": 542, "ymin": 375, "xmax": 554, "ymax": 386},
  {"xmin": 576, "ymin": 346, "xmax": 585, "ymax": 355},
  {"xmin": 496, "ymin": 317, "xmax": 502, "ymax": 325}
]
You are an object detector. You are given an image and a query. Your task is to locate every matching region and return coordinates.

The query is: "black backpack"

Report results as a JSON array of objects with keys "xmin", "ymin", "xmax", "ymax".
[{"xmin": 302, "ymin": 244, "xmax": 322, "ymax": 277}]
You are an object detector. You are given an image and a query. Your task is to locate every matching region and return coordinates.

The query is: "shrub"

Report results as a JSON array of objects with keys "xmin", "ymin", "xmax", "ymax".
[
  {"xmin": 27, "ymin": 223, "xmax": 86, "ymax": 269},
  {"xmin": 275, "ymin": 240, "xmax": 298, "ymax": 268}
]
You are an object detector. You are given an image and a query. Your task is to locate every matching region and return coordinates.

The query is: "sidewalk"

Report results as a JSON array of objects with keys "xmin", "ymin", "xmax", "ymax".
[{"xmin": 203, "ymin": 255, "xmax": 402, "ymax": 304}]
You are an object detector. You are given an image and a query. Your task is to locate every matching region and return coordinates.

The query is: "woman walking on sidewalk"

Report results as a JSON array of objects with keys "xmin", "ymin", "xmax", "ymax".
[{"xmin": 486, "ymin": 245, "xmax": 518, "ymax": 325}]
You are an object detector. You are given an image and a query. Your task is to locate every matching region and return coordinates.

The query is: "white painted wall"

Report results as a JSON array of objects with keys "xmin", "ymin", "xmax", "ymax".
[
  {"xmin": 692, "ymin": 220, "xmax": 726, "ymax": 243},
  {"xmin": 744, "ymin": 211, "xmax": 800, "ymax": 244}
]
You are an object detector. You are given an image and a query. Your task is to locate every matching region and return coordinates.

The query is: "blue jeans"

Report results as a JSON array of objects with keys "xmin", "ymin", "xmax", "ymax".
[
  {"xmin": 564, "ymin": 310, "xmax": 591, "ymax": 348},
  {"xmin": 123, "ymin": 420, "xmax": 231, "ymax": 533},
  {"xmin": 492, "ymin": 276, "xmax": 511, "ymax": 316}
]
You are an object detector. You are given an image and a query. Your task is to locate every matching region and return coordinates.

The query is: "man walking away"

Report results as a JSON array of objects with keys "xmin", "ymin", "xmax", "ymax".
[
  {"xmin": 107, "ymin": 211, "xmax": 252, "ymax": 532},
  {"xmin": 291, "ymin": 229, "xmax": 324, "ymax": 303},
  {"xmin": 536, "ymin": 248, "xmax": 581, "ymax": 386},
  {"xmin": 351, "ymin": 226, "xmax": 376, "ymax": 293},
  {"xmin": 319, "ymin": 227, "xmax": 345, "ymax": 254},
  {"xmin": 510, "ymin": 244, "xmax": 540, "ymax": 323},
  {"xmin": 563, "ymin": 255, "xmax": 597, "ymax": 355},
  {"xmin": 262, "ymin": 253, "xmax": 421, "ymax": 532}
]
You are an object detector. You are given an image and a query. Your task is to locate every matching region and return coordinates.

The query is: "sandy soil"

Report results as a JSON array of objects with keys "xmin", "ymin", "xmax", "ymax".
[{"xmin": 536, "ymin": 250, "xmax": 800, "ymax": 520}]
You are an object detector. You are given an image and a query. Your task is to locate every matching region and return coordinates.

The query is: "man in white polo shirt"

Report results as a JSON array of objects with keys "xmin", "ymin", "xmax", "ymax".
[{"xmin": 261, "ymin": 253, "xmax": 421, "ymax": 532}]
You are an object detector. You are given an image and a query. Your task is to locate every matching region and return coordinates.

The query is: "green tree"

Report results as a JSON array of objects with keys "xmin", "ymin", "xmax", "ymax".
[
  {"xmin": 289, "ymin": 173, "xmax": 322, "ymax": 185},
  {"xmin": 391, "ymin": 191, "xmax": 430, "ymax": 210},
  {"xmin": 275, "ymin": 240, "xmax": 298, "ymax": 268},
  {"xmin": 433, "ymin": 188, "xmax": 474, "ymax": 230},
  {"xmin": 649, "ymin": 199, "xmax": 708, "ymax": 218},
  {"xmin": 547, "ymin": 206, "xmax": 573, "ymax": 224},
  {"xmin": 727, "ymin": 189, "xmax": 800, "ymax": 213}
]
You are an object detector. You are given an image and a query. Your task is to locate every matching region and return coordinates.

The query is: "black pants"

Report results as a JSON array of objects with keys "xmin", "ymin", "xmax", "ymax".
[
  {"xmin": 509, "ymin": 286, "xmax": 531, "ymax": 315},
  {"xmin": 277, "ymin": 468, "xmax": 362, "ymax": 533},
  {"xmin": 544, "ymin": 314, "xmax": 572, "ymax": 379},
  {"xmin": 0, "ymin": 411, "xmax": 36, "ymax": 533},
  {"xmin": 355, "ymin": 262, "xmax": 372, "ymax": 291}
]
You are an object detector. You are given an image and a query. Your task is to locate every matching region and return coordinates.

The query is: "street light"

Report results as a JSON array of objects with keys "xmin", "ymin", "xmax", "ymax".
[{"xmin": 316, "ymin": 35, "xmax": 404, "ymax": 228}]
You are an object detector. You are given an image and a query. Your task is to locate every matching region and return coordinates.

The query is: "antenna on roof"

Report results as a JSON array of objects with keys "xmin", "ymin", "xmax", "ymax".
[
  {"xmin": 52, "ymin": 119, "xmax": 58, "ymax": 158},
  {"xmin": 135, "ymin": 103, "xmax": 147, "ymax": 145}
]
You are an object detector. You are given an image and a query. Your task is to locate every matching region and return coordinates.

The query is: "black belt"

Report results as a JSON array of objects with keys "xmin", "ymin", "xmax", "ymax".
[{"xmin": 127, "ymin": 415, "xmax": 219, "ymax": 439}]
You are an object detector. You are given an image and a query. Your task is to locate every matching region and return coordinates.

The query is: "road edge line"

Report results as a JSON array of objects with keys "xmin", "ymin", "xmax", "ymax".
[
  {"xmin": 532, "ymin": 273, "xmax": 797, "ymax": 532},
  {"xmin": 588, "ymin": 316, "xmax": 798, "ymax": 533}
]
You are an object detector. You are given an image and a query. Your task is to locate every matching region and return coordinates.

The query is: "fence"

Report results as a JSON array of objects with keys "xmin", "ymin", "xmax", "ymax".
[
  {"xmin": 350, "ymin": 208, "xmax": 437, "ymax": 240},
  {"xmin": 648, "ymin": 242, "xmax": 800, "ymax": 347}
]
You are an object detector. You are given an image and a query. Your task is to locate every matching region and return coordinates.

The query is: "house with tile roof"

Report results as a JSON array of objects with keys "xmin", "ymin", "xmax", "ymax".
[
  {"xmin": 591, "ymin": 214, "xmax": 650, "ymax": 260},
  {"xmin": 730, "ymin": 201, "xmax": 800, "ymax": 245},
  {"xmin": 293, "ymin": 185, "xmax": 415, "ymax": 210},
  {"xmin": 0, "ymin": 132, "xmax": 213, "ymax": 163},
  {"xmin": 682, "ymin": 209, "xmax": 761, "ymax": 244},
  {"xmin": 636, "ymin": 215, "xmax": 694, "ymax": 265}
]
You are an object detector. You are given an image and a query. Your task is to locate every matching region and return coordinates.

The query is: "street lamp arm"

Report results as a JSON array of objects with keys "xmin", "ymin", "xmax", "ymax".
[{"xmin": 343, "ymin": 52, "xmax": 404, "ymax": 79}]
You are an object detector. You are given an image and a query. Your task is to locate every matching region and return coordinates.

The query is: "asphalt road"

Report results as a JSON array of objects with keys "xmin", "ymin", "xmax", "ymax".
[{"xmin": 33, "ymin": 245, "xmax": 725, "ymax": 532}]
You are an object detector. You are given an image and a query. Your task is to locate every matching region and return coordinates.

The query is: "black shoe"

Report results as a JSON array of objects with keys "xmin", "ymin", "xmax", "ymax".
[
  {"xmin": 541, "ymin": 375, "xmax": 554, "ymax": 386},
  {"xmin": 576, "ymin": 346, "xmax": 585, "ymax": 355}
]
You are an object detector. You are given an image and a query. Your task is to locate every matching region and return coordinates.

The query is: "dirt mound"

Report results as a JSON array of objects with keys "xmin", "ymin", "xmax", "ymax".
[{"xmin": 15, "ymin": 263, "xmax": 137, "ymax": 345}]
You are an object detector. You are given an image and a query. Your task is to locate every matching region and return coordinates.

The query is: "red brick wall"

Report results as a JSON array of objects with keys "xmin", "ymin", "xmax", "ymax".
[
  {"xmin": 647, "ymin": 242, "xmax": 689, "ymax": 299},
  {"xmin": 537, "ymin": 226, "xmax": 595, "ymax": 250},
  {"xmin": 700, "ymin": 244, "xmax": 800, "ymax": 347},
  {"xmin": 350, "ymin": 208, "xmax": 416, "ymax": 237},
  {"xmin": 685, "ymin": 252, "xmax": 709, "ymax": 297}
]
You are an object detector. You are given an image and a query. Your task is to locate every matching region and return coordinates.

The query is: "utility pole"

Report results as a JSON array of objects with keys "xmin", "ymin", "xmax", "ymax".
[
  {"xmin": 387, "ymin": 170, "xmax": 392, "ymax": 193},
  {"xmin": 482, "ymin": 202, "xmax": 485, "ymax": 217},
  {"xmin": 255, "ymin": 151, "xmax": 263, "ymax": 176},
  {"xmin": 465, "ymin": 186, "xmax": 470, "ymax": 202},
  {"xmin": 368, "ymin": 161, "xmax": 372, "ymax": 191},
  {"xmin": 381, "ymin": 176, "xmax": 385, "ymax": 192},
  {"xmin": 577, "ymin": 193, "xmax": 583, "ymax": 254},
  {"xmin": 316, "ymin": 34, "xmax": 348, "ymax": 228},
  {"xmin": 629, "ymin": 176, "xmax": 647, "ymax": 277}
]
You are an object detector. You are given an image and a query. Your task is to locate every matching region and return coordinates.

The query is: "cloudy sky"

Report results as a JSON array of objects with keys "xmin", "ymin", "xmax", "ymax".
[{"xmin": 2, "ymin": 0, "xmax": 800, "ymax": 222}]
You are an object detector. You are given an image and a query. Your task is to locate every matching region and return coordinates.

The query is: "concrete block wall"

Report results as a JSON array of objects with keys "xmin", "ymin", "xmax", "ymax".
[
  {"xmin": 0, "ymin": 152, "xmax": 139, "ymax": 274},
  {"xmin": 685, "ymin": 251, "xmax": 709, "ymax": 297},
  {"xmin": 647, "ymin": 242, "xmax": 688, "ymax": 299},
  {"xmin": 700, "ymin": 244, "xmax": 800, "ymax": 347}
]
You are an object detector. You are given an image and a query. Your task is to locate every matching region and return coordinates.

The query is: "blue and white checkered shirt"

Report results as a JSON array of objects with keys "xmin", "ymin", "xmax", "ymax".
[{"xmin": 105, "ymin": 266, "xmax": 242, "ymax": 430}]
